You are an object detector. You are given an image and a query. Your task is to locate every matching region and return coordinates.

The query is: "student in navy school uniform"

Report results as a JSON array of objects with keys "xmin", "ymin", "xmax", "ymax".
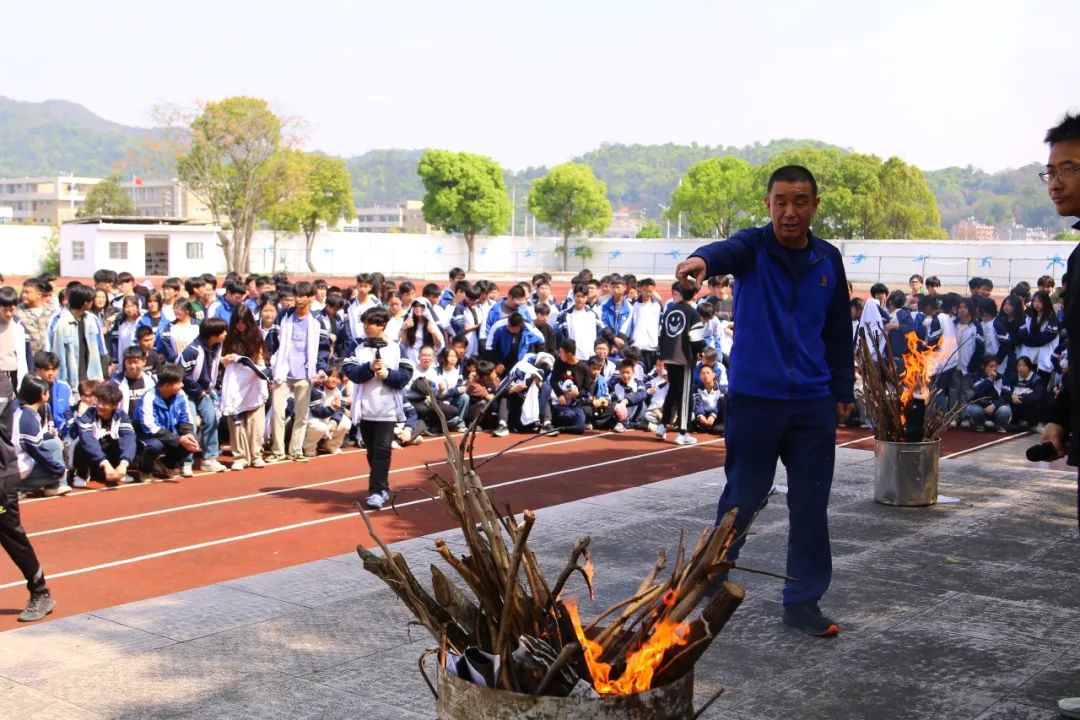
[
  {"xmin": 692, "ymin": 364, "xmax": 726, "ymax": 435},
  {"xmin": 582, "ymin": 356, "xmax": 616, "ymax": 431},
  {"xmin": 12, "ymin": 376, "xmax": 70, "ymax": 497},
  {"xmin": 965, "ymin": 356, "xmax": 1012, "ymax": 433},
  {"xmin": 1011, "ymin": 355, "xmax": 1046, "ymax": 429},
  {"xmin": 676, "ymin": 165, "xmax": 854, "ymax": 638},
  {"xmin": 72, "ymin": 383, "xmax": 137, "ymax": 486},
  {"xmin": 607, "ymin": 358, "xmax": 649, "ymax": 433}
]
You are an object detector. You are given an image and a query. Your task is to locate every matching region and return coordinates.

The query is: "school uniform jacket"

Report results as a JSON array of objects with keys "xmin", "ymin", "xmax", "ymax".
[
  {"xmin": 219, "ymin": 357, "xmax": 269, "ymax": 417},
  {"xmin": 74, "ymin": 406, "xmax": 137, "ymax": 465},
  {"xmin": 179, "ymin": 337, "xmax": 223, "ymax": 400},
  {"xmin": 693, "ymin": 386, "xmax": 724, "ymax": 418},
  {"xmin": 600, "ymin": 297, "xmax": 633, "ymax": 338},
  {"xmin": 343, "ymin": 341, "xmax": 414, "ymax": 423},
  {"xmin": 271, "ymin": 310, "xmax": 324, "ymax": 384},
  {"xmin": 13, "ymin": 404, "xmax": 66, "ymax": 480},
  {"xmin": 134, "ymin": 388, "xmax": 195, "ymax": 442},
  {"xmin": 484, "ymin": 319, "xmax": 545, "ymax": 366},
  {"xmin": 108, "ymin": 370, "xmax": 157, "ymax": 420},
  {"xmin": 969, "ymin": 375, "xmax": 1011, "ymax": 410},
  {"xmin": 1, "ymin": 318, "xmax": 32, "ymax": 387}
]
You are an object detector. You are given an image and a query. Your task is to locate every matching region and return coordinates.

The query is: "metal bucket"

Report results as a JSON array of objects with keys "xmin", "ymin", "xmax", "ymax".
[
  {"xmin": 433, "ymin": 662, "xmax": 696, "ymax": 720},
  {"xmin": 873, "ymin": 439, "xmax": 940, "ymax": 506}
]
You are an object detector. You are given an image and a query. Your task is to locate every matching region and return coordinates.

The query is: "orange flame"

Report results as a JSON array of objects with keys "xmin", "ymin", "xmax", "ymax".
[
  {"xmin": 897, "ymin": 331, "xmax": 949, "ymax": 425},
  {"xmin": 563, "ymin": 591, "xmax": 690, "ymax": 695},
  {"xmin": 583, "ymin": 557, "xmax": 595, "ymax": 588}
]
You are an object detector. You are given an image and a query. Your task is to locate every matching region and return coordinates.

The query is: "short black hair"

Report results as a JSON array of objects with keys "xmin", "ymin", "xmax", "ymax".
[
  {"xmin": 135, "ymin": 325, "xmax": 156, "ymax": 341},
  {"xmin": 124, "ymin": 345, "xmax": 147, "ymax": 360},
  {"xmin": 767, "ymin": 165, "xmax": 818, "ymax": 197},
  {"xmin": 909, "ymin": 274, "xmax": 923, "ymax": 283},
  {"xmin": 18, "ymin": 375, "xmax": 50, "ymax": 404},
  {"xmin": 67, "ymin": 284, "xmax": 96, "ymax": 311},
  {"xmin": 22, "ymin": 277, "xmax": 48, "ymax": 294},
  {"xmin": 33, "ymin": 351, "xmax": 59, "ymax": 369},
  {"xmin": 917, "ymin": 295, "xmax": 938, "ymax": 313},
  {"xmin": 157, "ymin": 363, "xmax": 184, "ymax": 385},
  {"xmin": 294, "ymin": 281, "xmax": 315, "ymax": 298},
  {"xmin": 200, "ymin": 317, "xmax": 228, "ymax": 340},
  {"xmin": 507, "ymin": 312, "xmax": 524, "ymax": 328},
  {"xmin": 535, "ymin": 302, "xmax": 550, "ymax": 316},
  {"xmin": 463, "ymin": 285, "xmax": 481, "ymax": 302},
  {"xmin": 508, "ymin": 285, "xmax": 526, "ymax": 300},
  {"xmin": 1045, "ymin": 113, "xmax": 1080, "ymax": 145},
  {"xmin": 559, "ymin": 338, "xmax": 577, "ymax": 355},
  {"xmin": 117, "ymin": 271, "xmax": 135, "ymax": 285},
  {"xmin": 93, "ymin": 269, "xmax": 118, "ymax": 285},
  {"xmin": 362, "ymin": 307, "xmax": 390, "ymax": 327},
  {"xmin": 224, "ymin": 280, "xmax": 246, "ymax": 296},
  {"xmin": 449, "ymin": 267, "xmax": 465, "ymax": 280},
  {"xmin": 477, "ymin": 360, "xmax": 495, "ymax": 376},
  {"xmin": 925, "ymin": 276, "xmax": 941, "ymax": 288},
  {"xmin": 886, "ymin": 290, "xmax": 908, "ymax": 311},
  {"xmin": 422, "ymin": 283, "xmax": 440, "ymax": 299},
  {"xmin": 0, "ymin": 286, "xmax": 17, "ymax": 307},
  {"xmin": 968, "ymin": 277, "xmax": 982, "ymax": 291},
  {"xmin": 870, "ymin": 283, "xmax": 889, "ymax": 297},
  {"xmin": 355, "ymin": 273, "xmax": 372, "ymax": 285},
  {"xmin": 94, "ymin": 382, "xmax": 123, "ymax": 407},
  {"xmin": 673, "ymin": 283, "xmax": 697, "ymax": 302}
]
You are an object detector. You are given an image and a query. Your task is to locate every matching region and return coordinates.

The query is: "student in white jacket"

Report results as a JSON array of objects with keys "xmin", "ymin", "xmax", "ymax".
[
  {"xmin": 268, "ymin": 282, "xmax": 323, "ymax": 463},
  {"xmin": 343, "ymin": 308, "xmax": 414, "ymax": 510},
  {"xmin": 220, "ymin": 305, "xmax": 270, "ymax": 471}
]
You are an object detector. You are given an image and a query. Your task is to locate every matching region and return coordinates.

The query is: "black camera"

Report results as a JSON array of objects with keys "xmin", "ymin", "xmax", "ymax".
[{"xmin": 362, "ymin": 337, "xmax": 388, "ymax": 359}]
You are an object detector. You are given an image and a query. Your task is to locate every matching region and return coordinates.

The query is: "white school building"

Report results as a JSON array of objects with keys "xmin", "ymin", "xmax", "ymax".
[{"xmin": 59, "ymin": 217, "xmax": 221, "ymax": 278}]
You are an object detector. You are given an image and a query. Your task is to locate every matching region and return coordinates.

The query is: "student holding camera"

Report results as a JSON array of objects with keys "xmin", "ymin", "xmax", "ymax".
[{"xmin": 343, "ymin": 308, "xmax": 414, "ymax": 510}]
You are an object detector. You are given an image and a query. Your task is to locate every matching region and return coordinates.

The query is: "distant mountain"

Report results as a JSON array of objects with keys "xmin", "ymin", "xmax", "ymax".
[
  {"xmin": 0, "ymin": 96, "xmax": 177, "ymax": 178},
  {"xmin": 2, "ymin": 95, "xmax": 1066, "ymax": 233}
]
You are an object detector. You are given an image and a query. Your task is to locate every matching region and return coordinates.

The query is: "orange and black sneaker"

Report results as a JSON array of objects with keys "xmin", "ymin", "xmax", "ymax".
[{"xmin": 782, "ymin": 603, "xmax": 840, "ymax": 638}]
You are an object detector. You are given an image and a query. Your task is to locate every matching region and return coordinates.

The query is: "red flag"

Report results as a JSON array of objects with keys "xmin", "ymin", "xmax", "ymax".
[{"xmin": 134, "ymin": 176, "xmax": 143, "ymax": 186}]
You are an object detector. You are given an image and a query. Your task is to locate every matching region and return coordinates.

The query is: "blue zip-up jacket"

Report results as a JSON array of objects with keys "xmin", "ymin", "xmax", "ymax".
[
  {"xmin": 600, "ymin": 297, "xmax": 633, "ymax": 338},
  {"xmin": 45, "ymin": 378, "xmax": 74, "ymax": 437},
  {"xmin": 484, "ymin": 300, "xmax": 536, "ymax": 337},
  {"xmin": 970, "ymin": 375, "xmax": 1011, "ymax": 409},
  {"xmin": 483, "ymin": 319, "xmax": 546, "ymax": 366},
  {"xmin": 135, "ymin": 313, "xmax": 169, "ymax": 345},
  {"xmin": 134, "ymin": 387, "xmax": 195, "ymax": 442},
  {"xmin": 74, "ymin": 406, "xmax": 137, "ymax": 465},
  {"xmin": 179, "ymin": 337, "xmax": 222, "ymax": 400},
  {"xmin": 689, "ymin": 223, "xmax": 854, "ymax": 403},
  {"xmin": 886, "ymin": 307, "xmax": 917, "ymax": 361}
]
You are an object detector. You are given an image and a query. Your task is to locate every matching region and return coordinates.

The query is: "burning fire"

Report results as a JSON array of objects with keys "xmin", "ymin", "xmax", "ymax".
[
  {"xmin": 583, "ymin": 556, "xmax": 595, "ymax": 599},
  {"xmin": 564, "ymin": 591, "xmax": 690, "ymax": 695},
  {"xmin": 897, "ymin": 331, "xmax": 945, "ymax": 425}
]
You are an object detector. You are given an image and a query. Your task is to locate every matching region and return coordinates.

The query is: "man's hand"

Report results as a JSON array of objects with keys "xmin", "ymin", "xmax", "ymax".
[
  {"xmin": 1040, "ymin": 422, "xmax": 1067, "ymax": 459},
  {"xmin": 179, "ymin": 434, "xmax": 200, "ymax": 453},
  {"xmin": 836, "ymin": 403, "xmax": 855, "ymax": 424},
  {"xmin": 675, "ymin": 256, "xmax": 707, "ymax": 287}
]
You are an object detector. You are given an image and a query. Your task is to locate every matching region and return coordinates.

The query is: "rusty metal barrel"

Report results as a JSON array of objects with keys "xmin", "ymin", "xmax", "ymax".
[{"xmin": 434, "ymin": 663, "xmax": 696, "ymax": 720}]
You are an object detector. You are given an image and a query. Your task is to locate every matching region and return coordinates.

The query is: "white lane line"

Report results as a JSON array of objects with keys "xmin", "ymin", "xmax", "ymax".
[
  {"xmin": 837, "ymin": 435, "xmax": 874, "ymax": 448},
  {"xmin": 941, "ymin": 431, "xmax": 1030, "ymax": 459},
  {"xmin": 26, "ymin": 433, "xmax": 614, "ymax": 539},
  {"xmin": 0, "ymin": 438, "xmax": 722, "ymax": 591}
]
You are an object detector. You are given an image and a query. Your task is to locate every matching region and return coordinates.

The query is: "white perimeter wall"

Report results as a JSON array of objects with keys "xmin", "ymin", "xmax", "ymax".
[{"xmin": 0, "ymin": 223, "xmax": 1073, "ymax": 290}]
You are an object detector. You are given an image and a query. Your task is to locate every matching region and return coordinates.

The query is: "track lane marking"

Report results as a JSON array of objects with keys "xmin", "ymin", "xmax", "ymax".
[{"xmin": 0, "ymin": 439, "xmax": 723, "ymax": 591}]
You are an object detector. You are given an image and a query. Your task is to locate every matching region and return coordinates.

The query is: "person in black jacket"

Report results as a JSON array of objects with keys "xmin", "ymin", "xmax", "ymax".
[
  {"xmin": 1032, "ymin": 112, "xmax": 1080, "ymax": 720},
  {"xmin": 0, "ymin": 373, "xmax": 56, "ymax": 622},
  {"xmin": 656, "ymin": 282, "xmax": 705, "ymax": 445}
]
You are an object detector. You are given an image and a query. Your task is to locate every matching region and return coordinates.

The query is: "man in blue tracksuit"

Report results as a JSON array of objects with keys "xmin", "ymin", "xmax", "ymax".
[{"xmin": 676, "ymin": 165, "xmax": 855, "ymax": 638}]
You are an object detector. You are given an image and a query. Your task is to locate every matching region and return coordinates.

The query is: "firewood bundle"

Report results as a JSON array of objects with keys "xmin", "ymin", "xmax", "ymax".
[
  {"xmin": 354, "ymin": 382, "xmax": 744, "ymax": 697},
  {"xmin": 855, "ymin": 326, "xmax": 965, "ymax": 442}
]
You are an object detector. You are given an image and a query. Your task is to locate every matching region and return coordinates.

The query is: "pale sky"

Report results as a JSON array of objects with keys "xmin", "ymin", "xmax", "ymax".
[{"xmin": 5, "ymin": 0, "xmax": 1078, "ymax": 172}]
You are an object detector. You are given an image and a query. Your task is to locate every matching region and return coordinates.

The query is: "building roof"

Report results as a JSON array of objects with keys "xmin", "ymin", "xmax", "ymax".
[{"xmin": 64, "ymin": 216, "xmax": 198, "ymax": 226}]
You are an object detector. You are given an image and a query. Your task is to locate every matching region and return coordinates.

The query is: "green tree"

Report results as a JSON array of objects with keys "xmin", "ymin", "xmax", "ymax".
[
  {"xmin": 636, "ymin": 220, "xmax": 664, "ymax": 238},
  {"xmin": 668, "ymin": 157, "xmax": 757, "ymax": 238},
  {"xmin": 528, "ymin": 163, "xmax": 612, "ymax": 271},
  {"xmin": 177, "ymin": 96, "xmax": 291, "ymax": 273},
  {"xmin": 417, "ymin": 150, "xmax": 511, "ymax": 271},
  {"xmin": 76, "ymin": 176, "xmax": 136, "ymax": 217},
  {"xmin": 870, "ymin": 158, "xmax": 948, "ymax": 239},
  {"xmin": 262, "ymin": 152, "xmax": 356, "ymax": 272}
]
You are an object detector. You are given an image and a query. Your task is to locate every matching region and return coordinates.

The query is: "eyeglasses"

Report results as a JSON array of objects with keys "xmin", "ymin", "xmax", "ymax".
[{"xmin": 1038, "ymin": 166, "xmax": 1080, "ymax": 183}]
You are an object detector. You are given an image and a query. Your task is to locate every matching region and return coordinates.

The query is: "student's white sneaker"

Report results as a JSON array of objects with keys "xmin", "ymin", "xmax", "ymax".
[
  {"xmin": 1059, "ymin": 697, "xmax": 1080, "ymax": 719},
  {"xmin": 202, "ymin": 459, "xmax": 227, "ymax": 473},
  {"xmin": 493, "ymin": 423, "xmax": 510, "ymax": 438},
  {"xmin": 675, "ymin": 433, "xmax": 698, "ymax": 446},
  {"xmin": 44, "ymin": 484, "xmax": 71, "ymax": 497},
  {"xmin": 181, "ymin": 464, "xmax": 194, "ymax": 478},
  {"xmin": 231, "ymin": 460, "xmax": 247, "ymax": 472},
  {"xmin": 365, "ymin": 493, "xmax": 385, "ymax": 510},
  {"xmin": 391, "ymin": 440, "xmax": 403, "ymax": 450},
  {"xmin": 380, "ymin": 489, "xmax": 390, "ymax": 504},
  {"xmin": 613, "ymin": 423, "xmax": 626, "ymax": 433},
  {"xmin": 252, "ymin": 457, "xmax": 266, "ymax": 468},
  {"xmin": 71, "ymin": 476, "xmax": 88, "ymax": 489},
  {"xmin": 655, "ymin": 425, "xmax": 667, "ymax": 441},
  {"xmin": 120, "ymin": 475, "xmax": 135, "ymax": 484}
]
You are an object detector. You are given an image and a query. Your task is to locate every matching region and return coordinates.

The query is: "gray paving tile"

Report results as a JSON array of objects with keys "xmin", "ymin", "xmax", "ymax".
[
  {"xmin": 178, "ymin": 592, "xmax": 418, "ymax": 677},
  {"xmin": 899, "ymin": 592, "xmax": 1080, "ymax": 649},
  {"xmin": 315, "ymin": 639, "xmax": 438, "ymax": 718},
  {"xmin": 0, "ymin": 614, "xmax": 174, "ymax": 684},
  {"xmin": 91, "ymin": 584, "xmax": 303, "ymax": 642},
  {"xmin": 221, "ymin": 557, "xmax": 388, "ymax": 608},
  {"xmin": 0, "ymin": 680, "xmax": 104, "ymax": 719},
  {"xmin": 1005, "ymin": 648, "xmax": 1080, "ymax": 711},
  {"xmin": 973, "ymin": 700, "xmax": 1063, "ymax": 719}
]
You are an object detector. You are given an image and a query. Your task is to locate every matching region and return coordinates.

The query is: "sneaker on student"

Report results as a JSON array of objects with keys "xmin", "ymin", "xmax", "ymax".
[
  {"xmin": 120, "ymin": 475, "xmax": 135, "ymax": 484},
  {"xmin": 995, "ymin": 425, "xmax": 1008, "ymax": 434},
  {"xmin": 381, "ymin": 489, "xmax": 391, "ymax": 504},
  {"xmin": 231, "ymin": 460, "xmax": 247, "ymax": 472},
  {"xmin": 613, "ymin": 423, "xmax": 626, "ymax": 433},
  {"xmin": 583, "ymin": 423, "xmax": 593, "ymax": 431},
  {"xmin": 252, "ymin": 457, "xmax": 266, "ymax": 468},
  {"xmin": 181, "ymin": 464, "xmax": 194, "ymax": 478},
  {"xmin": 782, "ymin": 603, "xmax": 840, "ymax": 637},
  {"xmin": 44, "ymin": 484, "xmax": 71, "ymax": 497},
  {"xmin": 391, "ymin": 440, "xmax": 403, "ymax": 450},
  {"xmin": 493, "ymin": 423, "xmax": 510, "ymax": 438},
  {"xmin": 18, "ymin": 591, "xmax": 56, "ymax": 622},
  {"xmin": 202, "ymin": 459, "xmax": 227, "ymax": 473},
  {"xmin": 675, "ymin": 433, "xmax": 697, "ymax": 446},
  {"xmin": 974, "ymin": 423, "xmax": 986, "ymax": 433},
  {"xmin": 71, "ymin": 475, "xmax": 88, "ymax": 489},
  {"xmin": 655, "ymin": 424, "xmax": 667, "ymax": 441},
  {"xmin": 540, "ymin": 421, "xmax": 559, "ymax": 436},
  {"xmin": 365, "ymin": 493, "xmax": 385, "ymax": 510},
  {"xmin": 292, "ymin": 454, "xmax": 310, "ymax": 463}
]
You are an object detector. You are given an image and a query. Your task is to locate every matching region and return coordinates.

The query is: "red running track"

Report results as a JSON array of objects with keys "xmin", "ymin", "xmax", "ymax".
[{"xmin": 0, "ymin": 425, "xmax": 1030, "ymax": 629}]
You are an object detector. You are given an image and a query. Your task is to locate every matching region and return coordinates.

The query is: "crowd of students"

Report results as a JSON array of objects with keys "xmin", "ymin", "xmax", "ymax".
[
  {"xmin": 0, "ymin": 267, "xmax": 736, "ymax": 510},
  {"xmin": 852, "ymin": 272, "xmax": 1066, "ymax": 433}
]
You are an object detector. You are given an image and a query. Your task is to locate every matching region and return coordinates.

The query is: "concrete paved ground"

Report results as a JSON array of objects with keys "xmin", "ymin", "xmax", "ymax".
[{"xmin": 1, "ymin": 446, "xmax": 1077, "ymax": 719}]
